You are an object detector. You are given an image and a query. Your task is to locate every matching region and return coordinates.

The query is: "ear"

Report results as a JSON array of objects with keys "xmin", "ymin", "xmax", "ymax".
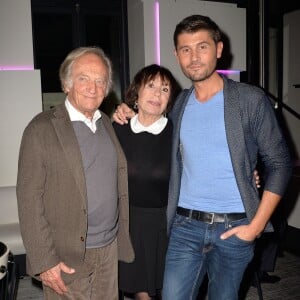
[
  {"xmin": 64, "ymin": 81, "xmax": 70, "ymax": 93},
  {"xmin": 216, "ymin": 41, "xmax": 223, "ymax": 59}
]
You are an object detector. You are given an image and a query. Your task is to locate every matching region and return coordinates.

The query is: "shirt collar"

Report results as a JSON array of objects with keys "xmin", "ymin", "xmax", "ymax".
[
  {"xmin": 130, "ymin": 114, "xmax": 168, "ymax": 135},
  {"xmin": 65, "ymin": 99, "xmax": 101, "ymax": 133}
]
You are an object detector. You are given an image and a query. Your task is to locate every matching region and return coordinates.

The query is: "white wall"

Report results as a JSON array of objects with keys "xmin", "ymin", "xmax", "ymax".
[
  {"xmin": 0, "ymin": 0, "xmax": 34, "ymax": 67},
  {"xmin": 283, "ymin": 10, "xmax": 300, "ymax": 229},
  {"xmin": 127, "ymin": 0, "xmax": 146, "ymax": 81},
  {"xmin": 0, "ymin": 71, "xmax": 42, "ymax": 186},
  {"xmin": 0, "ymin": 0, "xmax": 42, "ymax": 187},
  {"xmin": 127, "ymin": 0, "xmax": 246, "ymax": 88}
]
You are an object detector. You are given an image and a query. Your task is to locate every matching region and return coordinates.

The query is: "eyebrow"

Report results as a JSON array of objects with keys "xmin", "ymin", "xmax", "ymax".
[{"xmin": 178, "ymin": 40, "xmax": 209, "ymax": 49}]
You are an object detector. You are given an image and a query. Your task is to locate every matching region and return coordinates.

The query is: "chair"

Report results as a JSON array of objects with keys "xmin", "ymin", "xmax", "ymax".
[
  {"xmin": 0, "ymin": 242, "xmax": 18, "ymax": 300},
  {"xmin": 252, "ymin": 270, "xmax": 264, "ymax": 300}
]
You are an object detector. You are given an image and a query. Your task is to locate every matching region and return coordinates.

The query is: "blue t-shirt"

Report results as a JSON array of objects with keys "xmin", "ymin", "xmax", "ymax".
[{"xmin": 178, "ymin": 90, "xmax": 245, "ymax": 213}]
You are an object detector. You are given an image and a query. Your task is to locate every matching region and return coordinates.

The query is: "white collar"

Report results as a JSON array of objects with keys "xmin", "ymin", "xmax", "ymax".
[
  {"xmin": 130, "ymin": 114, "xmax": 168, "ymax": 135},
  {"xmin": 65, "ymin": 99, "xmax": 101, "ymax": 133}
]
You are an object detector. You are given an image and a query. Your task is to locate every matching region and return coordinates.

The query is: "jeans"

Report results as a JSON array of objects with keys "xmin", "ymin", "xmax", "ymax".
[{"xmin": 162, "ymin": 214, "xmax": 254, "ymax": 300}]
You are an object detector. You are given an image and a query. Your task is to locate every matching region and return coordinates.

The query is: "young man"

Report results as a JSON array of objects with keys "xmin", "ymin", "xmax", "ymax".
[{"xmin": 114, "ymin": 15, "xmax": 291, "ymax": 300}]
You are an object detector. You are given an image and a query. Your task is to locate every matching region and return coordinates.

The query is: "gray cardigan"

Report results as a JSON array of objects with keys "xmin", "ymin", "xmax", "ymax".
[{"xmin": 167, "ymin": 76, "xmax": 292, "ymax": 233}]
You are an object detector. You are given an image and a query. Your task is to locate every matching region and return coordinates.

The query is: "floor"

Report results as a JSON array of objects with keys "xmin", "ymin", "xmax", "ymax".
[{"xmin": 15, "ymin": 251, "xmax": 300, "ymax": 299}]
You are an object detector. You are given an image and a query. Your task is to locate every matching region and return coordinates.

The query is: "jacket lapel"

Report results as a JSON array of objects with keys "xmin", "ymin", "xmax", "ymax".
[
  {"xmin": 51, "ymin": 104, "xmax": 87, "ymax": 202},
  {"xmin": 223, "ymin": 77, "xmax": 250, "ymax": 178}
]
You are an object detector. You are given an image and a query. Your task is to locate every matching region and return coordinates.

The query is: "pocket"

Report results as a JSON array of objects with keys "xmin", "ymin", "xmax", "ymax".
[
  {"xmin": 232, "ymin": 234, "xmax": 255, "ymax": 245},
  {"xmin": 228, "ymin": 218, "xmax": 255, "ymax": 245},
  {"xmin": 228, "ymin": 217, "xmax": 249, "ymax": 228},
  {"xmin": 61, "ymin": 262, "xmax": 92, "ymax": 285},
  {"xmin": 172, "ymin": 214, "xmax": 190, "ymax": 228}
]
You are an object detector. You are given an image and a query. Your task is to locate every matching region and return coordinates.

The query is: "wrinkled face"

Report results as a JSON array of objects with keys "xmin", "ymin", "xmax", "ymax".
[
  {"xmin": 137, "ymin": 75, "xmax": 171, "ymax": 120},
  {"xmin": 66, "ymin": 53, "xmax": 108, "ymax": 119},
  {"xmin": 175, "ymin": 30, "xmax": 223, "ymax": 82}
]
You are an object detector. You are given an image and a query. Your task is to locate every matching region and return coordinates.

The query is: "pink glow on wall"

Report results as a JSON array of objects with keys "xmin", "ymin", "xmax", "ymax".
[
  {"xmin": 217, "ymin": 70, "xmax": 240, "ymax": 75},
  {"xmin": 0, "ymin": 65, "xmax": 34, "ymax": 71},
  {"xmin": 155, "ymin": 1, "xmax": 160, "ymax": 65}
]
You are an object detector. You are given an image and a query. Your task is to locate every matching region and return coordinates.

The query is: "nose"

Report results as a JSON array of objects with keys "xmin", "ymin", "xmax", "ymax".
[
  {"xmin": 191, "ymin": 49, "xmax": 198, "ymax": 61},
  {"xmin": 154, "ymin": 87, "xmax": 161, "ymax": 96},
  {"xmin": 87, "ymin": 80, "xmax": 96, "ymax": 93}
]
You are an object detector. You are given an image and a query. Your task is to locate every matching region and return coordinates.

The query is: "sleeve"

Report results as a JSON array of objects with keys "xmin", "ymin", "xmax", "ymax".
[
  {"xmin": 253, "ymin": 94, "xmax": 292, "ymax": 196},
  {"xmin": 16, "ymin": 122, "xmax": 60, "ymax": 276}
]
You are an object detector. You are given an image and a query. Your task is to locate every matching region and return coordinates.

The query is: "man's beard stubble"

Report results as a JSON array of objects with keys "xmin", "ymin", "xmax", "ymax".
[{"xmin": 181, "ymin": 62, "xmax": 217, "ymax": 83}]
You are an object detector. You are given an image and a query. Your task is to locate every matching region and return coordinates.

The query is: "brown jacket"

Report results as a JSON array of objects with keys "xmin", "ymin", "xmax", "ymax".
[{"xmin": 17, "ymin": 104, "xmax": 134, "ymax": 282}]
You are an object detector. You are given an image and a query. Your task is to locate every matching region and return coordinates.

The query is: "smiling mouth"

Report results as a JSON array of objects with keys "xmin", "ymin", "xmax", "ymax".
[{"xmin": 149, "ymin": 101, "xmax": 161, "ymax": 107}]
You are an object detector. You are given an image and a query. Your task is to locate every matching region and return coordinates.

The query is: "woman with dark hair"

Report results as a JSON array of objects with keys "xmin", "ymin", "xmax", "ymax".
[{"xmin": 113, "ymin": 64, "xmax": 181, "ymax": 300}]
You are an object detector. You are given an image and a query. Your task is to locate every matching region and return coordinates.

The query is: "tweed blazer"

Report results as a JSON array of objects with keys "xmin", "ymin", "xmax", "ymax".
[
  {"xmin": 17, "ymin": 104, "xmax": 134, "ymax": 281},
  {"xmin": 167, "ymin": 75, "xmax": 292, "ymax": 234}
]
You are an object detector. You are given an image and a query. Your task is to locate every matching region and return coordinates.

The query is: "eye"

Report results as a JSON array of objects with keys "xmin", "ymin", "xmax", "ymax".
[
  {"xmin": 197, "ymin": 43, "xmax": 209, "ymax": 52},
  {"xmin": 78, "ymin": 75, "xmax": 89, "ymax": 83},
  {"xmin": 162, "ymin": 86, "xmax": 170, "ymax": 93},
  {"xmin": 95, "ymin": 78, "xmax": 107, "ymax": 87},
  {"xmin": 146, "ymin": 82, "xmax": 155, "ymax": 88},
  {"xmin": 180, "ymin": 47, "xmax": 190, "ymax": 55}
]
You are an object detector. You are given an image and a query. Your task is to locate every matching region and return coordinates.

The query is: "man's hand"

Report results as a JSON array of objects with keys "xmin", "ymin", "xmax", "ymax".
[
  {"xmin": 113, "ymin": 103, "xmax": 135, "ymax": 124},
  {"xmin": 220, "ymin": 224, "xmax": 258, "ymax": 242},
  {"xmin": 40, "ymin": 262, "xmax": 75, "ymax": 295},
  {"xmin": 221, "ymin": 190, "xmax": 281, "ymax": 242}
]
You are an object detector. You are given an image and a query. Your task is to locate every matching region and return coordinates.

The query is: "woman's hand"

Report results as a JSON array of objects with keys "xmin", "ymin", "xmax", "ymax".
[
  {"xmin": 254, "ymin": 170, "xmax": 261, "ymax": 188},
  {"xmin": 113, "ymin": 103, "xmax": 136, "ymax": 124}
]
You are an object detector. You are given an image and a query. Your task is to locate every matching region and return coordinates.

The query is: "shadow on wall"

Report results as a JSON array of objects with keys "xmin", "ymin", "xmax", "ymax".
[
  {"xmin": 217, "ymin": 30, "xmax": 233, "ymax": 70},
  {"xmin": 100, "ymin": 90, "xmax": 120, "ymax": 117}
]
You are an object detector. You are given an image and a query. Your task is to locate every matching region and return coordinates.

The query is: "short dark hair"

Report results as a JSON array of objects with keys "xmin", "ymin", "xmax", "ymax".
[
  {"xmin": 125, "ymin": 64, "xmax": 181, "ymax": 113},
  {"xmin": 173, "ymin": 15, "xmax": 222, "ymax": 49}
]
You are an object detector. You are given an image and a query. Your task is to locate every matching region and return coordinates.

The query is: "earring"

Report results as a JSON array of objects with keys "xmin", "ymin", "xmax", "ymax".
[{"xmin": 134, "ymin": 101, "xmax": 138, "ymax": 110}]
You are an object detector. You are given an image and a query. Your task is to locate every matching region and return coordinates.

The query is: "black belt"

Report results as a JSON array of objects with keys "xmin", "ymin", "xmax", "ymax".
[{"xmin": 177, "ymin": 207, "xmax": 247, "ymax": 224}]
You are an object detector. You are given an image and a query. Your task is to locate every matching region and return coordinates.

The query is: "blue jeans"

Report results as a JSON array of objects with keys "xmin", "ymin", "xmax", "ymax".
[{"xmin": 162, "ymin": 214, "xmax": 254, "ymax": 300}]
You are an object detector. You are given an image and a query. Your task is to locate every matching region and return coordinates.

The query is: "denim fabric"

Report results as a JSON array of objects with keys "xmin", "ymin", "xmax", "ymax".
[{"xmin": 162, "ymin": 214, "xmax": 254, "ymax": 300}]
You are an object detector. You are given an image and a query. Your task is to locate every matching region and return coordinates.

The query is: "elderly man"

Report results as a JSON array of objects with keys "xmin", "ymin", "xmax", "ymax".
[{"xmin": 17, "ymin": 46, "xmax": 134, "ymax": 299}]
